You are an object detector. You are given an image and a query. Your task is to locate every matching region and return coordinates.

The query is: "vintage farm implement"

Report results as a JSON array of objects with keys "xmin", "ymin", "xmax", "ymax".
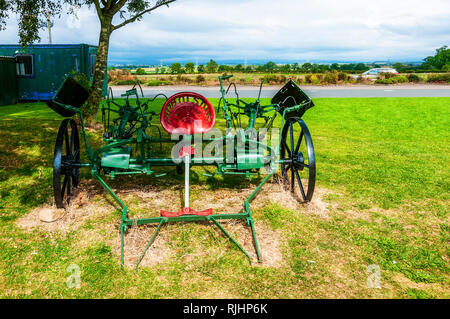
[{"xmin": 46, "ymin": 75, "xmax": 316, "ymax": 268}]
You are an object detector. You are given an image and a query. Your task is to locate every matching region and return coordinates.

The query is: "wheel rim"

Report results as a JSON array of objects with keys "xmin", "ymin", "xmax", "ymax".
[
  {"xmin": 280, "ymin": 118, "xmax": 316, "ymax": 202},
  {"xmin": 53, "ymin": 119, "xmax": 80, "ymax": 208}
]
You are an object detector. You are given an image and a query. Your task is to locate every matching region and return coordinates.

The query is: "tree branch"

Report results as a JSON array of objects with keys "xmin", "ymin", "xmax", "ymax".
[
  {"xmin": 93, "ymin": 0, "xmax": 103, "ymax": 20},
  {"xmin": 111, "ymin": 0, "xmax": 128, "ymax": 15},
  {"xmin": 112, "ymin": 0, "xmax": 176, "ymax": 31}
]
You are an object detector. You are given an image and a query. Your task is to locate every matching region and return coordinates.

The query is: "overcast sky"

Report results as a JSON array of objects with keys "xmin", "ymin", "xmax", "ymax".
[{"xmin": 1, "ymin": 0, "xmax": 449, "ymax": 64}]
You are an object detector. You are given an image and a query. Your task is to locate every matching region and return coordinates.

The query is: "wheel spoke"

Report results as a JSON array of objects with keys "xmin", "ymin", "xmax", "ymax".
[
  {"xmin": 281, "ymin": 139, "xmax": 291, "ymax": 155},
  {"xmin": 295, "ymin": 130, "xmax": 304, "ymax": 153},
  {"xmin": 289, "ymin": 121, "xmax": 294, "ymax": 157},
  {"xmin": 72, "ymin": 149, "xmax": 80, "ymax": 161},
  {"xmin": 294, "ymin": 168, "xmax": 307, "ymax": 201},
  {"xmin": 296, "ymin": 162, "xmax": 309, "ymax": 169}
]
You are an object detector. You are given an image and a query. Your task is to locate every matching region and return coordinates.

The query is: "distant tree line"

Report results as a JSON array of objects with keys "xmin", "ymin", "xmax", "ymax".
[
  {"xmin": 163, "ymin": 60, "xmax": 372, "ymax": 74},
  {"xmin": 112, "ymin": 46, "xmax": 450, "ymax": 75}
]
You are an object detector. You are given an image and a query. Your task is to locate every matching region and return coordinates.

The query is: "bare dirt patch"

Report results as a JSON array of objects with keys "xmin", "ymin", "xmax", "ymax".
[
  {"xmin": 113, "ymin": 223, "xmax": 175, "ymax": 269},
  {"xmin": 16, "ymin": 180, "xmax": 110, "ymax": 232},
  {"xmin": 253, "ymin": 181, "xmax": 334, "ymax": 219},
  {"xmin": 16, "ymin": 176, "xmax": 336, "ymax": 269}
]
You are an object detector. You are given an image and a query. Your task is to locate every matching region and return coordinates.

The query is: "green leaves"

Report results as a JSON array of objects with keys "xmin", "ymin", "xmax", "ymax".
[{"xmin": 424, "ymin": 46, "xmax": 450, "ymax": 70}]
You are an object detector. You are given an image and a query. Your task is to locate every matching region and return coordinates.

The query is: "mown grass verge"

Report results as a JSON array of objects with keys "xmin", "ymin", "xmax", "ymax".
[{"xmin": 0, "ymin": 97, "xmax": 448, "ymax": 298}]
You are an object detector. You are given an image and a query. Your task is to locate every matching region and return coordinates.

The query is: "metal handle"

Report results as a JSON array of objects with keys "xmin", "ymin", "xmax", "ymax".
[{"xmin": 219, "ymin": 74, "xmax": 233, "ymax": 80}]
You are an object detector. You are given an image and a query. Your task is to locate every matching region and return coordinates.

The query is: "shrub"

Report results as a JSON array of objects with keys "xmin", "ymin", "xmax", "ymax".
[
  {"xmin": 316, "ymin": 74, "xmax": 323, "ymax": 82},
  {"xmin": 115, "ymin": 79, "xmax": 141, "ymax": 85},
  {"xmin": 135, "ymin": 68, "xmax": 147, "ymax": 75},
  {"xmin": 426, "ymin": 73, "xmax": 450, "ymax": 83},
  {"xmin": 337, "ymin": 72, "xmax": 348, "ymax": 82},
  {"xmin": 394, "ymin": 75, "xmax": 408, "ymax": 83},
  {"xmin": 310, "ymin": 75, "xmax": 319, "ymax": 85},
  {"xmin": 407, "ymin": 74, "xmax": 420, "ymax": 83},
  {"xmin": 305, "ymin": 74, "xmax": 312, "ymax": 83},
  {"xmin": 278, "ymin": 75, "xmax": 287, "ymax": 83},
  {"xmin": 147, "ymin": 80, "xmax": 173, "ymax": 86},
  {"xmin": 108, "ymin": 69, "xmax": 133, "ymax": 82},
  {"xmin": 324, "ymin": 72, "xmax": 338, "ymax": 84},
  {"xmin": 176, "ymin": 74, "xmax": 184, "ymax": 83},
  {"xmin": 263, "ymin": 74, "xmax": 278, "ymax": 84},
  {"xmin": 380, "ymin": 72, "xmax": 396, "ymax": 79},
  {"xmin": 375, "ymin": 78, "xmax": 394, "ymax": 84},
  {"xmin": 196, "ymin": 75, "xmax": 206, "ymax": 83},
  {"xmin": 356, "ymin": 75, "xmax": 365, "ymax": 83}
]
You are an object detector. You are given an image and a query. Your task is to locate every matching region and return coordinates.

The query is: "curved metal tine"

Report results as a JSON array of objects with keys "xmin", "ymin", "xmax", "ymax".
[
  {"xmin": 149, "ymin": 124, "xmax": 163, "ymax": 151},
  {"xmin": 226, "ymin": 82, "xmax": 243, "ymax": 127},
  {"xmin": 258, "ymin": 118, "xmax": 270, "ymax": 141},
  {"xmin": 294, "ymin": 168, "xmax": 307, "ymax": 200},
  {"xmin": 226, "ymin": 82, "xmax": 240, "ymax": 102},
  {"xmin": 225, "ymin": 82, "xmax": 233, "ymax": 95},
  {"xmin": 156, "ymin": 125, "xmax": 162, "ymax": 151},
  {"xmin": 148, "ymin": 93, "xmax": 168, "ymax": 102},
  {"xmin": 131, "ymin": 82, "xmax": 141, "ymax": 101},
  {"xmin": 136, "ymin": 82, "xmax": 144, "ymax": 98},
  {"xmin": 257, "ymin": 79, "xmax": 264, "ymax": 101},
  {"xmin": 282, "ymin": 95, "xmax": 297, "ymax": 106},
  {"xmin": 108, "ymin": 86, "xmax": 115, "ymax": 101},
  {"xmin": 147, "ymin": 93, "xmax": 168, "ymax": 117},
  {"xmin": 231, "ymin": 113, "xmax": 237, "ymax": 131}
]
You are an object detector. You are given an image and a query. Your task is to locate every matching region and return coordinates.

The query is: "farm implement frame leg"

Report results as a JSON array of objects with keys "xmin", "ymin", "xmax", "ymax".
[{"xmin": 114, "ymin": 172, "xmax": 274, "ymax": 269}]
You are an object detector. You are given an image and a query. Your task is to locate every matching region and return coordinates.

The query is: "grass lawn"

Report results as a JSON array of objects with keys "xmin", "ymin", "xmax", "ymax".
[{"xmin": 0, "ymin": 97, "xmax": 448, "ymax": 298}]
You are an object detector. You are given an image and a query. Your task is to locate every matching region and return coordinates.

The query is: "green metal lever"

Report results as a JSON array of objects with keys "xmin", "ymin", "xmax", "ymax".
[
  {"xmin": 219, "ymin": 75, "xmax": 233, "ymax": 80},
  {"xmin": 121, "ymin": 88, "xmax": 138, "ymax": 97}
]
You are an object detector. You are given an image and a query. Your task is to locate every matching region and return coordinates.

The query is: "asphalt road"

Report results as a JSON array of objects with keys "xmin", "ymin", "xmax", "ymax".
[{"xmin": 111, "ymin": 85, "xmax": 450, "ymax": 99}]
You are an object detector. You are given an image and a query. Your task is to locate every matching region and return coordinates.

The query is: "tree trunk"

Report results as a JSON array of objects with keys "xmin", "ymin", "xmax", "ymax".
[{"xmin": 83, "ymin": 18, "xmax": 112, "ymax": 125}]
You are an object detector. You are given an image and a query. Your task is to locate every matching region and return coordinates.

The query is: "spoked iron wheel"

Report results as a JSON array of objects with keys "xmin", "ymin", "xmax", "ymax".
[
  {"xmin": 53, "ymin": 119, "xmax": 80, "ymax": 208},
  {"xmin": 280, "ymin": 117, "xmax": 316, "ymax": 202}
]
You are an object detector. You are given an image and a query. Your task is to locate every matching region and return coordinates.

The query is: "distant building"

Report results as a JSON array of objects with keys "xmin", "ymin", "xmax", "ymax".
[{"xmin": 0, "ymin": 44, "xmax": 107, "ymax": 102}]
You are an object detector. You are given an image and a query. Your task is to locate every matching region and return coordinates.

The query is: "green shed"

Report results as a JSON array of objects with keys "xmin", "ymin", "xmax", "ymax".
[
  {"xmin": 0, "ymin": 44, "xmax": 107, "ymax": 101},
  {"xmin": 0, "ymin": 56, "xmax": 18, "ymax": 106}
]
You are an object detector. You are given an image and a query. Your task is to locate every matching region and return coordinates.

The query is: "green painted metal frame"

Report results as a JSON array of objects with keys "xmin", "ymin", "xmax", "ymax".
[{"xmin": 51, "ymin": 75, "xmax": 312, "ymax": 268}]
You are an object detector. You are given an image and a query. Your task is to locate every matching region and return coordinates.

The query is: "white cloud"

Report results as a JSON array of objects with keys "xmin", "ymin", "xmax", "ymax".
[{"xmin": 0, "ymin": 0, "xmax": 449, "ymax": 63}]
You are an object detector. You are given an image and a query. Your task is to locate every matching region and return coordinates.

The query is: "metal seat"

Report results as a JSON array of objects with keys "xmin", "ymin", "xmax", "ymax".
[{"xmin": 160, "ymin": 92, "xmax": 215, "ymax": 134}]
